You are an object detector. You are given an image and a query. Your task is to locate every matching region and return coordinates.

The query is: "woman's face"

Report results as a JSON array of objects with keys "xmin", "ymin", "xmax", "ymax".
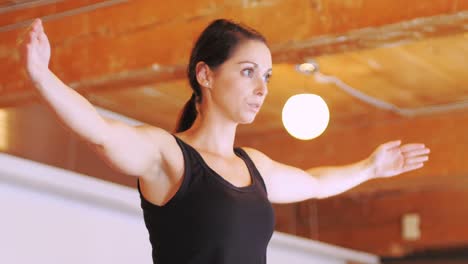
[{"xmin": 209, "ymin": 40, "xmax": 272, "ymax": 124}]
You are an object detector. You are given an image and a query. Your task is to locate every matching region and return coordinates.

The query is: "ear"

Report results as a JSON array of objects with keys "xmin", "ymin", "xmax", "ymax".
[{"xmin": 195, "ymin": 61, "xmax": 213, "ymax": 89}]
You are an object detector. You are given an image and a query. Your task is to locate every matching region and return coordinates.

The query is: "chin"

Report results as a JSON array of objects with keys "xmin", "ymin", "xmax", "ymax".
[
  {"xmin": 239, "ymin": 119, "xmax": 255, "ymax": 125},
  {"xmin": 238, "ymin": 113, "xmax": 257, "ymax": 124}
]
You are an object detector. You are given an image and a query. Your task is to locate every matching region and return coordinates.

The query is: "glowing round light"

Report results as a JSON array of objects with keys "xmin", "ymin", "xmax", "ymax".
[
  {"xmin": 296, "ymin": 61, "xmax": 319, "ymax": 74},
  {"xmin": 282, "ymin": 94, "xmax": 330, "ymax": 140}
]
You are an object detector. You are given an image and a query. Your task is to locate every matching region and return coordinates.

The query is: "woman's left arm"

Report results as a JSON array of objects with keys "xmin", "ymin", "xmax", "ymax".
[{"xmin": 245, "ymin": 140, "xmax": 430, "ymax": 204}]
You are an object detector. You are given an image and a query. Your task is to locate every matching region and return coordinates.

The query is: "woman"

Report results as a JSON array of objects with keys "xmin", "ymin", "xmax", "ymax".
[{"xmin": 20, "ymin": 18, "xmax": 429, "ymax": 264}]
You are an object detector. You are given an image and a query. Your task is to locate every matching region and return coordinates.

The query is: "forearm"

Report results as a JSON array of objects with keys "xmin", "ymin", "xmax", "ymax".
[
  {"xmin": 306, "ymin": 158, "xmax": 376, "ymax": 199},
  {"xmin": 29, "ymin": 68, "xmax": 108, "ymax": 145}
]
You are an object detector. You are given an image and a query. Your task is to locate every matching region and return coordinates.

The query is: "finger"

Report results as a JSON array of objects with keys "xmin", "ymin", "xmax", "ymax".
[
  {"xmin": 31, "ymin": 19, "xmax": 44, "ymax": 42},
  {"xmin": 27, "ymin": 31, "xmax": 38, "ymax": 48},
  {"xmin": 405, "ymin": 156, "xmax": 429, "ymax": 165},
  {"xmin": 382, "ymin": 140, "xmax": 402, "ymax": 150},
  {"xmin": 32, "ymin": 18, "xmax": 41, "ymax": 30},
  {"xmin": 28, "ymin": 31, "xmax": 37, "ymax": 43},
  {"xmin": 38, "ymin": 32, "xmax": 48, "ymax": 43},
  {"xmin": 30, "ymin": 28, "xmax": 37, "ymax": 40},
  {"xmin": 31, "ymin": 21, "xmax": 38, "ymax": 34},
  {"xmin": 36, "ymin": 19, "xmax": 45, "ymax": 35},
  {"xmin": 38, "ymin": 24, "xmax": 48, "ymax": 42},
  {"xmin": 400, "ymin": 143, "xmax": 426, "ymax": 152},
  {"xmin": 402, "ymin": 163, "xmax": 424, "ymax": 173},
  {"xmin": 403, "ymin": 148, "xmax": 430, "ymax": 158}
]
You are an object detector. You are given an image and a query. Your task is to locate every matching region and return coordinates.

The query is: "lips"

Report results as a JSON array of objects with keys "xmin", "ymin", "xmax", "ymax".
[{"xmin": 247, "ymin": 102, "xmax": 261, "ymax": 112}]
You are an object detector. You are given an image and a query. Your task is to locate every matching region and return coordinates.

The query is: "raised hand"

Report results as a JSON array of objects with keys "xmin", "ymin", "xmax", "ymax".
[
  {"xmin": 19, "ymin": 18, "xmax": 51, "ymax": 82},
  {"xmin": 369, "ymin": 140, "xmax": 430, "ymax": 178}
]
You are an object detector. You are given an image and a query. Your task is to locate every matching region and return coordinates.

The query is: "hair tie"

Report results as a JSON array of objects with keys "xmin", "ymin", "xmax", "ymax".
[{"xmin": 191, "ymin": 92, "xmax": 201, "ymax": 103}]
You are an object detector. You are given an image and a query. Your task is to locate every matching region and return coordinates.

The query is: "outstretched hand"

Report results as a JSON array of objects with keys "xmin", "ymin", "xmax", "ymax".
[
  {"xmin": 18, "ymin": 18, "xmax": 51, "ymax": 81},
  {"xmin": 368, "ymin": 140, "xmax": 430, "ymax": 178}
]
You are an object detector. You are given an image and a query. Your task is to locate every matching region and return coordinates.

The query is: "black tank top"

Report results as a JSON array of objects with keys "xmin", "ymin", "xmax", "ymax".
[{"xmin": 137, "ymin": 135, "xmax": 275, "ymax": 264}]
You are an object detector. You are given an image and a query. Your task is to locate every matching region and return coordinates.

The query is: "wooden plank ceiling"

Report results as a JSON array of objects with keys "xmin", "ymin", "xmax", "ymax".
[{"xmin": 1, "ymin": 0, "xmax": 468, "ymax": 258}]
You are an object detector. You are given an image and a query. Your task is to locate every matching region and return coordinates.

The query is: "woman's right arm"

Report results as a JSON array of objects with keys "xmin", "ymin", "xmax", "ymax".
[{"xmin": 20, "ymin": 19, "xmax": 169, "ymax": 177}]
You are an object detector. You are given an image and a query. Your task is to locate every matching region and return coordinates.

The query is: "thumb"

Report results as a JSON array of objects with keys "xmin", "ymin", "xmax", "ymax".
[{"xmin": 381, "ymin": 140, "xmax": 402, "ymax": 150}]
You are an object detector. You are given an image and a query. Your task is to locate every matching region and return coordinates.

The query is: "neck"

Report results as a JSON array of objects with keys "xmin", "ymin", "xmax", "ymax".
[{"xmin": 178, "ymin": 109, "xmax": 238, "ymax": 157}]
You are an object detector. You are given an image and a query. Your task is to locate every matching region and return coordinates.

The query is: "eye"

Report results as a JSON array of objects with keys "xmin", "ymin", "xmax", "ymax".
[
  {"xmin": 241, "ymin": 68, "xmax": 255, "ymax": 78},
  {"xmin": 263, "ymin": 73, "xmax": 272, "ymax": 83}
]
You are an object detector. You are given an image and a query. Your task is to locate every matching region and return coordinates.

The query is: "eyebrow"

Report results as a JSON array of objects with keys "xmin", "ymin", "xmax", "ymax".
[{"xmin": 237, "ymin": 61, "xmax": 272, "ymax": 73}]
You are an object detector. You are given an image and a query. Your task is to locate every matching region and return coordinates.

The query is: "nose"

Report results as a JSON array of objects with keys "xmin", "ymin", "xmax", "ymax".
[{"xmin": 255, "ymin": 77, "xmax": 268, "ymax": 97}]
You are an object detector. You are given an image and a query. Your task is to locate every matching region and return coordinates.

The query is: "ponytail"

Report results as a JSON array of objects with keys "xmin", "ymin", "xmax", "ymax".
[{"xmin": 175, "ymin": 93, "xmax": 198, "ymax": 133}]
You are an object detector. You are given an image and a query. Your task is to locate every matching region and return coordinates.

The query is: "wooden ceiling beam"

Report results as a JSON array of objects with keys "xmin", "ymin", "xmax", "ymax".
[
  {"xmin": 0, "ymin": 64, "xmax": 188, "ymax": 107},
  {"xmin": 1, "ymin": 0, "xmax": 467, "ymax": 106},
  {"xmin": 272, "ymin": 10, "xmax": 468, "ymax": 63}
]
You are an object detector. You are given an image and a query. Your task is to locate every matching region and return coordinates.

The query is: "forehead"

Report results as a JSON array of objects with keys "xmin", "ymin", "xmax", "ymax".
[{"xmin": 228, "ymin": 40, "xmax": 272, "ymax": 70}]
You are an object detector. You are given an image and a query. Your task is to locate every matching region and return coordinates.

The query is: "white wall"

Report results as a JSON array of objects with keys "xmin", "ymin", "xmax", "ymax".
[{"xmin": 0, "ymin": 153, "xmax": 379, "ymax": 264}]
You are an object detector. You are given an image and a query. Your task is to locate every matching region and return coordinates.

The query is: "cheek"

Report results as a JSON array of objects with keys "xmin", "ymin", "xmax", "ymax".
[{"xmin": 216, "ymin": 75, "xmax": 249, "ymax": 98}]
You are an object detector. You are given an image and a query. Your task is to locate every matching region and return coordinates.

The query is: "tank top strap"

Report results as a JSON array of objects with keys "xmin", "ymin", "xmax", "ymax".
[
  {"xmin": 172, "ymin": 134, "xmax": 195, "ymax": 166},
  {"xmin": 172, "ymin": 135, "xmax": 208, "ymax": 173},
  {"xmin": 234, "ymin": 147, "xmax": 269, "ymax": 194},
  {"xmin": 172, "ymin": 134, "xmax": 206, "ymax": 185},
  {"xmin": 172, "ymin": 135, "xmax": 209, "ymax": 184}
]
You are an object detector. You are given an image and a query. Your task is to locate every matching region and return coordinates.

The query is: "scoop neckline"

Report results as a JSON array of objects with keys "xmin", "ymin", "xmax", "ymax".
[{"xmin": 173, "ymin": 135, "xmax": 256, "ymax": 192}]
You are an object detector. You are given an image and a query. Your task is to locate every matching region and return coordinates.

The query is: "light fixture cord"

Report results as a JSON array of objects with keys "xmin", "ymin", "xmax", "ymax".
[{"xmin": 313, "ymin": 72, "xmax": 468, "ymax": 117}]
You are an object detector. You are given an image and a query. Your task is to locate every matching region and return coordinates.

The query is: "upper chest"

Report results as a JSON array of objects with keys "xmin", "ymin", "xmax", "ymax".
[{"xmin": 196, "ymin": 151, "xmax": 253, "ymax": 188}]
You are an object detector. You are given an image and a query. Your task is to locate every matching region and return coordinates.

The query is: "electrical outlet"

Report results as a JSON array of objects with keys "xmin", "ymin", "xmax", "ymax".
[{"xmin": 402, "ymin": 213, "xmax": 421, "ymax": 241}]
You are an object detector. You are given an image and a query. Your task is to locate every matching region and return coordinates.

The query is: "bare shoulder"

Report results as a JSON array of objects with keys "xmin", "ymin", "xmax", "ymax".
[
  {"xmin": 242, "ymin": 147, "xmax": 268, "ymax": 159},
  {"xmin": 241, "ymin": 147, "xmax": 274, "ymax": 174}
]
